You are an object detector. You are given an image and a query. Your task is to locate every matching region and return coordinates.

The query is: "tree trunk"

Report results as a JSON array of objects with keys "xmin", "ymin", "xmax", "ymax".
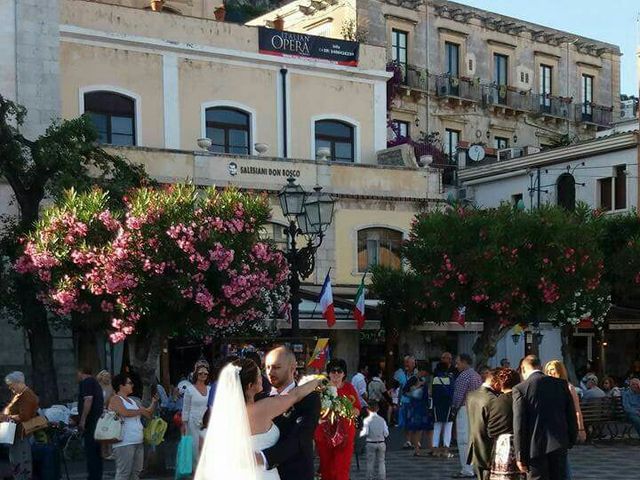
[
  {"xmin": 75, "ymin": 327, "xmax": 102, "ymax": 373},
  {"xmin": 22, "ymin": 292, "xmax": 59, "ymax": 406},
  {"xmin": 128, "ymin": 331, "xmax": 164, "ymax": 404},
  {"xmin": 472, "ymin": 319, "xmax": 501, "ymax": 368},
  {"xmin": 560, "ymin": 325, "xmax": 578, "ymax": 385},
  {"xmin": 383, "ymin": 321, "xmax": 399, "ymax": 383},
  {"xmin": 15, "ymin": 195, "xmax": 59, "ymax": 406}
]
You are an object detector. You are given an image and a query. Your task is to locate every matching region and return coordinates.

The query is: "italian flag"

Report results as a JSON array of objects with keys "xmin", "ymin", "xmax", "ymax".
[
  {"xmin": 319, "ymin": 272, "xmax": 336, "ymax": 327},
  {"xmin": 354, "ymin": 276, "xmax": 366, "ymax": 329}
]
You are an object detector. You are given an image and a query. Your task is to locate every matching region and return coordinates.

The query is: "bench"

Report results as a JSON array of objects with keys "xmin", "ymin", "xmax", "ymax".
[{"xmin": 581, "ymin": 396, "xmax": 634, "ymax": 442}]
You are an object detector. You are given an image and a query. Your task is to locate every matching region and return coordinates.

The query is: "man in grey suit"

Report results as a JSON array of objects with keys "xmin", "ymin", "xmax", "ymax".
[
  {"xmin": 513, "ymin": 355, "xmax": 577, "ymax": 480},
  {"xmin": 466, "ymin": 368, "xmax": 500, "ymax": 480}
]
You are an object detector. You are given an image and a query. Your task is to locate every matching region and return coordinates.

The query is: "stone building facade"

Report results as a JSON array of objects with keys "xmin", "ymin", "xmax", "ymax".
[
  {"xmin": 251, "ymin": 0, "xmax": 622, "ymax": 176},
  {"xmin": 0, "ymin": 0, "xmax": 442, "ymax": 395}
]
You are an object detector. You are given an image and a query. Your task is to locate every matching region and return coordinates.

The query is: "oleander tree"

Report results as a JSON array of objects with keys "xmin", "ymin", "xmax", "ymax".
[
  {"xmin": 0, "ymin": 94, "xmax": 148, "ymax": 404},
  {"xmin": 15, "ymin": 185, "xmax": 290, "ymax": 398},
  {"xmin": 372, "ymin": 203, "xmax": 610, "ymax": 368}
]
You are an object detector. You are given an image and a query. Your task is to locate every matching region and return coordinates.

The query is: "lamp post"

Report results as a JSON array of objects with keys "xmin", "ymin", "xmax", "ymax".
[{"xmin": 278, "ymin": 177, "xmax": 335, "ymax": 335}]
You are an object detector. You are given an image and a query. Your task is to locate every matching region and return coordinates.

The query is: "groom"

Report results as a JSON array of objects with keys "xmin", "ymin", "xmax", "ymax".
[{"xmin": 257, "ymin": 346, "xmax": 321, "ymax": 480}]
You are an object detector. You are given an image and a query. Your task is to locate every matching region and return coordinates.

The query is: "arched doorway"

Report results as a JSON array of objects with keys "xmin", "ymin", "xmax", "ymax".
[{"xmin": 557, "ymin": 173, "xmax": 576, "ymax": 211}]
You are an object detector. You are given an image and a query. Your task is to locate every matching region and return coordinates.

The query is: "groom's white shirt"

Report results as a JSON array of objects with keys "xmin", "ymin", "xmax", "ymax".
[
  {"xmin": 270, "ymin": 381, "xmax": 296, "ymax": 396},
  {"xmin": 261, "ymin": 380, "xmax": 296, "ymax": 469}
]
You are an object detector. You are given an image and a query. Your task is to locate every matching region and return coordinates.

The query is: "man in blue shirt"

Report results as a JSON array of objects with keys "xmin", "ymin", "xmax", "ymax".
[{"xmin": 622, "ymin": 377, "xmax": 640, "ymax": 437}]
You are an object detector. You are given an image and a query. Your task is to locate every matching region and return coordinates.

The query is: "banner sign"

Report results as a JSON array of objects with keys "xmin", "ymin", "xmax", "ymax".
[{"xmin": 258, "ymin": 27, "xmax": 359, "ymax": 66}]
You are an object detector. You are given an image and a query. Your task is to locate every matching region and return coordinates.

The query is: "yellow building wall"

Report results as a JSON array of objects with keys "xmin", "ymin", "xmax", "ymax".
[
  {"xmin": 289, "ymin": 73, "xmax": 375, "ymax": 162},
  {"xmin": 333, "ymin": 207, "xmax": 415, "ymax": 284},
  {"xmin": 178, "ymin": 59, "xmax": 279, "ymax": 153},
  {"xmin": 60, "ymin": 43, "xmax": 165, "ymax": 148}
]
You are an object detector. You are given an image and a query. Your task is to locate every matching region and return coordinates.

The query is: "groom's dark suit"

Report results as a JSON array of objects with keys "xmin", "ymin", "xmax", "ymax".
[{"xmin": 260, "ymin": 388, "xmax": 321, "ymax": 480}]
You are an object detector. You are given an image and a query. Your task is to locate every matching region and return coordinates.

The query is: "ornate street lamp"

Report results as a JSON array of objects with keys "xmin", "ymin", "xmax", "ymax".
[{"xmin": 278, "ymin": 177, "xmax": 335, "ymax": 335}]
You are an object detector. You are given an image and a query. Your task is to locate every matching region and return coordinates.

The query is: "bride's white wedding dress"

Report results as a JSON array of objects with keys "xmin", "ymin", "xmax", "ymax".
[
  {"xmin": 252, "ymin": 424, "xmax": 281, "ymax": 480},
  {"xmin": 194, "ymin": 364, "xmax": 280, "ymax": 480}
]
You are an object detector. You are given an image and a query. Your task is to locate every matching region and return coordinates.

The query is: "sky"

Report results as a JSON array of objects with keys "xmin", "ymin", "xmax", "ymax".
[{"xmin": 453, "ymin": 0, "xmax": 639, "ymax": 95}]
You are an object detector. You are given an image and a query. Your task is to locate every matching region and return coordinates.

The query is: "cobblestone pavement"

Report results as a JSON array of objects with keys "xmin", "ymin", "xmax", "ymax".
[
  {"xmin": 60, "ymin": 427, "xmax": 638, "ymax": 480},
  {"xmin": 347, "ymin": 427, "xmax": 639, "ymax": 480}
]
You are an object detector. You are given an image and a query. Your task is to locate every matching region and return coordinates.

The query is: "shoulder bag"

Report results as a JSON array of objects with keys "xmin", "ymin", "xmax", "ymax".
[
  {"xmin": 94, "ymin": 411, "xmax": 123, "ymax": 443},
  {"xmin": 22, "ymin": 415, "xmax": 49, "ymax": 435}
]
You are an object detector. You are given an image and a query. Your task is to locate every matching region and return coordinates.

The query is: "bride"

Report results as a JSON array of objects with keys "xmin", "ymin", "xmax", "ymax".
[{"xmin": 195, "ymin": 358, "xmax": 322, "ymax": 479}]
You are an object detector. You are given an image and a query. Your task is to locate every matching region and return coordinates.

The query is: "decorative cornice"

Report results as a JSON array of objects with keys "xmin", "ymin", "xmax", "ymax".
[
  {"xmin": 383, "ymin": 13, "xmax": 419, "ymax": 26},
  {"xmin": 534, "ymin": 50, "xmax": 561, "ymax": 60},
  {"xmin": 437, "ymin": 27, "xmax": 468, "ymax": 38},
  {"xmin": 430, "ymin": 1, "xmax": 621, "ymax": 58},
  {"xmin": 576, "ymin": 61, "xmax": 602, "ymax": 70},
  {"xmin": 487, "ymin": 39, "xmax": 517, "ymax": 50}
]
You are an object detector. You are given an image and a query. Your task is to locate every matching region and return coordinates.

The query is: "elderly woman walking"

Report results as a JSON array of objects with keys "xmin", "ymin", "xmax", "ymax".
[{"xmin": 2, "ymin": 371, "xmax": 39, "ymax": 480}]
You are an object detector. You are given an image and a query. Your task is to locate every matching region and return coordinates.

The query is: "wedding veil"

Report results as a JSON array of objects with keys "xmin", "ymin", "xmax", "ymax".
[{"xmin": 194, "ymin": 363, "xmax": 259, "ymax": 480}]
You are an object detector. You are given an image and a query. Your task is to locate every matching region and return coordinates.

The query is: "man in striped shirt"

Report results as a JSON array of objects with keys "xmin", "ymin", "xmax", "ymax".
[{"xmin": 451, "ymin": 354, "xmax": 482, "ymax": 478}]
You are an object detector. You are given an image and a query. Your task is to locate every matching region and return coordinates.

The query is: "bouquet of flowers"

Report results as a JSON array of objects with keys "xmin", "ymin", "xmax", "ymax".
[
  {"xmin": 319, "ymin": 385, "xmax": 358, "ymax": 424},
  {"xmin": 301, "ymin": 375, "xmax": 359, "ymax": 447}
]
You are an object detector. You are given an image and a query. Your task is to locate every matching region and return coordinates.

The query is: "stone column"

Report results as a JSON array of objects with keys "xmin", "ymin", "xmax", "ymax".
[{"xmin": 15, "ymin": 0, "xmax": 61, "ymax": 139}]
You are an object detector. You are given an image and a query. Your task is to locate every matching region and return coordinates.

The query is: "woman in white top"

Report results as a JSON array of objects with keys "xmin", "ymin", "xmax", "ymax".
[
  {"xmin": 108, "ymin": 373, "xmax": 158, "ymax": 480},
  {"xmin": 181, "ymin": 363, "xmax": 211, "ymax": 467}
]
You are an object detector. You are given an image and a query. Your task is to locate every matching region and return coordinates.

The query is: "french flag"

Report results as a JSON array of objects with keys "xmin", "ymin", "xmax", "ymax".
[{"xmin": 319, "ymin": 272, "xmax": 336, "ymax": 327}]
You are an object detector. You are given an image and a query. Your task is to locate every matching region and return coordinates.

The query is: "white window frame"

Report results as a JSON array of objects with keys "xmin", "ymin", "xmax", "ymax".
[
  {"xmin": 79, "ymin": 85, "xmax": 143, "ymax": 146},
  {"xmin": 310, "ymin": 114, "xmax": 360, "ymax": 163},
  {"xmin": 200, "ymin": 100, "xmax": 258, "ymax": 155}
]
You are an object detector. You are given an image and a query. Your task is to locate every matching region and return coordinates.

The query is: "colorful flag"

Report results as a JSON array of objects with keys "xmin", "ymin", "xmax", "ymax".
[
  {"xmin": 319, "ymin": 272, "xmax": 336, "ymax": 327},
  {"xmin": 353, "ymin": 276, "xmax": 366, "ymax": 329},
  {"xmin": 452, "ymin": 305, "xmax": 466, "ymax": 326},
  {"xmin": 308, "ymin": 338, "xmax": 330, "ymax": 369}
]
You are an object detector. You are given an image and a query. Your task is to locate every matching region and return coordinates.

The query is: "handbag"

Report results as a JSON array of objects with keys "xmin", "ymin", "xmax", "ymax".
[
  {"xmin": 94, "ymin": 411, "xmax": 123, "ymax": 443},
  {"xmin": 22, "ymin": 415, "xmax": 49, "ymax": 435},
  {"xmin": 0, "ymin": 422, "xmax": 16, "ymax": 445},
  {"xmin": 174, "ymin": 435, "xmax": 193, "ymax": 479}
]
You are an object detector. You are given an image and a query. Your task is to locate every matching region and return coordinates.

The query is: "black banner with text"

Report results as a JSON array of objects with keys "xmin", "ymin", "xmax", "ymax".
[{"xmin": 258, "ymin": 27, "xmax": 359, "ymax": 66}]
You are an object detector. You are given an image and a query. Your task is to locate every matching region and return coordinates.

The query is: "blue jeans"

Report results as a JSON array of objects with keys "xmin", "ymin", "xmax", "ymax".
[{"xmin": 628, "ymin": 412, "xmax": 640, "ymax": 437}]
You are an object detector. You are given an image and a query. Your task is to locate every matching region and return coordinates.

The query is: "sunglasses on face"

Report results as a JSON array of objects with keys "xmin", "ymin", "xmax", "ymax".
[{"xmin": 198, "ymin": 371, "xmax": 209, "ymax": 376}]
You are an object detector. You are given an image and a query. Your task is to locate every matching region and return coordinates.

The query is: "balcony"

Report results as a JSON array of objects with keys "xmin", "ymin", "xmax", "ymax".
[
  {"xmin": 433, "ymin": 74, "xmax": 482, "ymax": 104},
  {"xmin": 103, "ymin": 146, "xmax": 439, "ymax": 201},
  {"xmin": 530, "ymin": 94, "xmax": 572, "ymax": 120},
  {"xmin": 574, "ymin": 103, "xmax": 613, "ymax": 128},
  {"xmin": 481, "ymin": 85, "xmax": 533, "ymax": 113}
]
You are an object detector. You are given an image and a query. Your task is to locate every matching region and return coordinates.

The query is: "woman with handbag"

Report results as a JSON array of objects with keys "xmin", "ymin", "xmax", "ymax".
[
  {"xmin": 108, "ymin": 374, "xmax": 158, "ymax": 480},
  {"xmin": 1, "ymin": 371, "xmax": 39, "ymax": 480}
]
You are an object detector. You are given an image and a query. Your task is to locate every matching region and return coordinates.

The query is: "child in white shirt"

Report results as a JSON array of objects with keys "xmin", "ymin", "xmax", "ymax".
[{"xmin": 360, "ymin": 401, "xmax": 389, "ymax": 480}]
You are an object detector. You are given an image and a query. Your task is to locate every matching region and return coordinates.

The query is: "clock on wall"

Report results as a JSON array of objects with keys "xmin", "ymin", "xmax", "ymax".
[{"xmin": 468, "ymin": 144, "xmax": 486, "ymax": 162}]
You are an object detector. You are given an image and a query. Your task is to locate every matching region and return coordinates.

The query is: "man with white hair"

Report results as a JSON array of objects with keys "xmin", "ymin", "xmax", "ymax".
[
  {"xmin": 622, "ymin": 378, "xmax": 640, "ymax": 437},
  {"xmin": 1, "ymin": 371, "xmax": 39, "ymax": 480},
  {"xmin": 394, "ymin": 355, "xmax": 417, "ymax": 449},
  {"xmin": 581, "ymin": 374, "xmax": 606, "ymax": 402}
]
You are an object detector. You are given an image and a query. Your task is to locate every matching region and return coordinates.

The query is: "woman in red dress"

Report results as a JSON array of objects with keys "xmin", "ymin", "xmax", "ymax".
[{"xmin": 315, "ymin": 358, "xmax": 361, "ymax": 480}]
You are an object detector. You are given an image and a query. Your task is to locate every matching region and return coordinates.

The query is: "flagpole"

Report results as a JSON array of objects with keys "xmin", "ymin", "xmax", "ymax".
[{"xmin": 310, "ymin": 267, "xmax": 332, "ymax": 318}]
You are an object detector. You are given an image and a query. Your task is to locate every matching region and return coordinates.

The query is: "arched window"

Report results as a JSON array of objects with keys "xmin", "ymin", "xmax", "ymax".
[
  {"xmin": 205, "ymin": 107, "xmax": 251, "ymax": 155},
  {"xmin": 557, "ymin": 173, "xmax": 576, "ymax": 211},
  {"xmin": 357, "ymin": 228, "xmax": 403, "ymax": 272},
  {"xmin": 84, "ymin": 91, "xmax": 136, "ymax": 145},
  {"xmin": 315, "ymin": 120, "xmax": 354, "ymax": 162}
]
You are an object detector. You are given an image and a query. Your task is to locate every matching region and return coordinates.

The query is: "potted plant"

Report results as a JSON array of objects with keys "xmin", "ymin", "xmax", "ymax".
[
  {"xmin": 273, "ymin": 15, "xmax": 285, "ymax": 31},
  {"xmin": 214, "ymin": 5, "xmax": 225, "ymax": 21},
  {"xmin": 150, "ymin": 0, "xmax": 164, "ymax": 11}
]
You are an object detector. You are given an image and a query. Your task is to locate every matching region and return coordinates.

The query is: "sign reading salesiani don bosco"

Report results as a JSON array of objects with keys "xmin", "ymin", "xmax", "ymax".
[{"xmin": 258, "ymin": 27, "xmax": 359, "ymax": 66}]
